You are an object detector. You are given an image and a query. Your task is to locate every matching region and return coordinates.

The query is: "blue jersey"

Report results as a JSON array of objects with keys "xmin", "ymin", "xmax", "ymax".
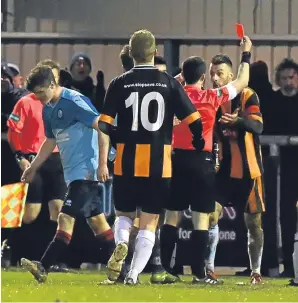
[{"xmin": 43, "ymin": 88, "xmax": 99, "ymax": 185}]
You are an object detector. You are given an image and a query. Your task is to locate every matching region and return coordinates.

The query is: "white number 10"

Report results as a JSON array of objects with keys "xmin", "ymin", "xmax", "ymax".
[{"xmin": 125, "ymin": 91, "xmax": 165, "ymax": 131}]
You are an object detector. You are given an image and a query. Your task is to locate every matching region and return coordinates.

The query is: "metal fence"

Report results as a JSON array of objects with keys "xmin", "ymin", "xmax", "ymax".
[{"xmin": 1, "ymin": 0, "xmax": 298, "ymax": 82}]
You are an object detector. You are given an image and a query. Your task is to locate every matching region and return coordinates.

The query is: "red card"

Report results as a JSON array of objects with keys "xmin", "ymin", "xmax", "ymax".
[{"xmin": 235, "ymin": 23, "xmax": 245, "ymax": 38}]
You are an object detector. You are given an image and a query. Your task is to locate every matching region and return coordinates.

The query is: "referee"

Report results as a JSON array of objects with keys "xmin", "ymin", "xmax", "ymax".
[{"xmin": 160, "ymin": 37, "xmax": 252, "ymax": 284}]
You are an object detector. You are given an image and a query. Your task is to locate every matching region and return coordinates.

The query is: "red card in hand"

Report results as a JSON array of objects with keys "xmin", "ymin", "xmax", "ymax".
[{"xmin": 235, "ymin": 23, "xmax": 245, "ymax": 38}]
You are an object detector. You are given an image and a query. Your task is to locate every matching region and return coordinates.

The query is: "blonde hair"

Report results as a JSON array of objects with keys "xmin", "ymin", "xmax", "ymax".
[{"xmin": 129, "ymin": 29, "xmax": 156, "ymax": 63}]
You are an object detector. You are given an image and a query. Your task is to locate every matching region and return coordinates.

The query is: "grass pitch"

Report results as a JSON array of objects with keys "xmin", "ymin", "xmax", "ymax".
[{"xmin": 1, "ymin": 270, "xmax": 297, "ymax": 302}]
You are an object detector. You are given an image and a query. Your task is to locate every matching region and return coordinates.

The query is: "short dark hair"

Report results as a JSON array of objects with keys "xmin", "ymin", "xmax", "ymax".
[
  {"xmin": 211, "ymin": 54, "xmax": 233, "ymax": 68},
  {"xmin": 26, "ymin": 65, "xmax": 56, "ymax": 91},
  {"xmin": 154, "ymin": 56, "xmax": 167, "ymax": 66},
  {"xmin": 275, "ymin": 58, "xmax": 298, "ymax": 85},
  {"xmin": 37, "ymin": 59, "xmax": 60, "ymax": 71},
  {"xmin": 182, "ymin": 56, "xmax": 206, "ymax": 85},
  {"xmin": 119, "ymin": 45, "xmax": 134, "ymax": 72}
]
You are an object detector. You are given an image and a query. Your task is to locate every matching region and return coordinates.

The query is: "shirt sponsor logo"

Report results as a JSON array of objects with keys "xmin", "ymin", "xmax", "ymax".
[{"xmin": 65, "ymin": 199, "xmax": 72, "ymax": 206}]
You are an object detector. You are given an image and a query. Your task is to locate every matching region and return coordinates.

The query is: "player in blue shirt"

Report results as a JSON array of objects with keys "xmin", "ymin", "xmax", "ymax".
[{"xmin": 20, "ymin": 65, "xmax": 115, "ymax": 283}]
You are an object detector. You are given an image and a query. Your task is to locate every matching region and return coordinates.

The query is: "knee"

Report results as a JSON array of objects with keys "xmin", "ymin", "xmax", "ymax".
[
  {"xmin": 245, "ymin": 213, "xmax": 263, "ymax": 233},
  {"xmin": 209, "ymin": 203, "xmax": 222, "ymax": 227},
  {"xmin": 88, "ymin": 213, "xmax": 111, "ymax": 235},
  {"xmin": 209, "ymin": 213, "xmax": 218, "ymax": 228},
  {"xmin": 22, "ymin": 213, "xmax": 38, "ymax": 224},
  {"xmin": 164, "ymin": 210, "xmax": 181, "ymax": 227},
  {"xmin": 48, "ymin": 199, "xmax": 63, "ymax": 222},
  {"xmin": 116, "ymin": 210, "xmax": 135, "ymax": 221},
  {"xmin": 192, "ymin": 212, "xmax": 209, "ymax": 230},
  {"xmin": 22, "ymin": 204, "xmax": 41, "ymax": 224}
]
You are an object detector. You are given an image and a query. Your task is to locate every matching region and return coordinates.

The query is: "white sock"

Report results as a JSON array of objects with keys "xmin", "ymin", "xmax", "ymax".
[
  {"xmin": 129, "ymin": 229, "xmax": 155, "ymax": 282},
  {"xmin": 205, "ymin": 224, "xmax": 219, "ymax": 272},
  {"xmin": 248, "ymin": 229, "xmax": 264, "ymax": 275},
  {"xmin": 293, "ymin": 233, "xmax": 298, "ymax": 283},
  {"xmin": 114, "ymin": 216, "xmax": 132, "ymax": 245}
]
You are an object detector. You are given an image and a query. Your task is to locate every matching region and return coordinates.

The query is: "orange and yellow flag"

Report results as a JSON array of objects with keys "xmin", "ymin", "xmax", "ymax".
[{"xmin": 1, "ymin": 182, "xmax": 28, "ymax": 228}]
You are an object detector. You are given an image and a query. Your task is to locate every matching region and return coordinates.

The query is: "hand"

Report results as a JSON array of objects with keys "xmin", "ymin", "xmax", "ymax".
[
  {"xmin": 173, "ymin": 116, "xmax": 181, "ymax": 126},
  {"xmin": 192, "ymin": 136, "xmax": 205, "ymax": 152},
  {"xmin": 18, "ymin": 158, "xmax": 31, "ymax": 172},
  {"xmin": 175, "ymin": 73, "xmax": 184, "ymax": 85},
  {"xmin": 21, "ymin": 166, "xmax": 36, "ymax": 183},
  {"xmin": 98, "ymin": 164, "xmax": 109, "ymax": 182},
  {"xmin": 96, "ymin": 70, "xmax": 105, "ymax": 85},
  {"xmin": 240, "ymin": 36, "xmax": 252, "ymax": 53},
  {"xmin": 219, "ymin": 108, "xmax": 240, "ymax": 125}
]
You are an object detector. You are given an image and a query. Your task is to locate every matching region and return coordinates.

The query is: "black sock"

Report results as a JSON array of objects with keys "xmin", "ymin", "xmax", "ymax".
[
  {"xmin": 160, "ymin": 224, "xmax": 178, "ymax": 273},
  {"xmin": 40, "ymin": 230, "xmax": 71, "ymax": 270},
  {"xmin": 95, "ymin": 229, "xmax": 115, "ymax": 264},
  {"xmin": 48, "ymin": 220, "xmax": 58, "ymax": 238},
  {"xmin": 190, "ymin": 230, "xmax": 208, "ymax": 279},
  {"xmin": 4, "ymin": 228, "xmax": 16, "ymax": 248},
  {"xmin": 150, "ymin": 229, "xmax": 164, "ymax": 273}
]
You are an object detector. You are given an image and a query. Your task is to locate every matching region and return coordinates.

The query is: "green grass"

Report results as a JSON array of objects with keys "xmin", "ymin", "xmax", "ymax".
[{"xmin": 1, "ymin": 270, "xmax": 298, "ymax": 302}]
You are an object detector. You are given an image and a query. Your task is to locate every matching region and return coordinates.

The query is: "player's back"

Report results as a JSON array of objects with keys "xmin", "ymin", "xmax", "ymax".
[
  {"xmin": 116, "ymin": 66, "xmax": 175, "ymax": 144},
  {"xmin": 100, "ymin": 65, "xmax": 200, "ymax": 178},
  {"xmin": 173, "ymin": 86, "xmax": 230, "ymax": 152}
]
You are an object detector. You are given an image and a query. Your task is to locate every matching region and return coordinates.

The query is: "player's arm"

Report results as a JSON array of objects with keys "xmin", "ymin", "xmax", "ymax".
[
  {"xmin": 236, "ymin": 92, "xmax": 263, "ymax": 135},
  {"xmin": 98, "ymin": 79, "xmax": 119, "ymax": 157},
  {"xmin": 172, "ymin": 80, "xmax": 205, "ymax": 150},
  {"xmin": 29, "ymin": 138, "xmax": 56, "ymax": 171},
  {"xmin": 98, "ymin": 79, "xmax": 118, "ymax": 136},
  {"xmin": 229, "ymin": 36, "xmax": 252, "ymax": 95},
  {"xmin": 92, "ymin": 116, "xmax": 110, "ymax": 171}
]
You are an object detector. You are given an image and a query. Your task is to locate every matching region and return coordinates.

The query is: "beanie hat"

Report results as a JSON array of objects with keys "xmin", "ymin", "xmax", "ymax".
[{"xmin": 70, "ymin": 52, "xmax": 92, "ymax": 72}]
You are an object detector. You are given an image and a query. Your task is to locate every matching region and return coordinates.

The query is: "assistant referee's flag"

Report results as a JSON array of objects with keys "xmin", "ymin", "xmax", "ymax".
[{"xmin": 1, "ymin": 182, "xmax": 29, "ymax": 228}]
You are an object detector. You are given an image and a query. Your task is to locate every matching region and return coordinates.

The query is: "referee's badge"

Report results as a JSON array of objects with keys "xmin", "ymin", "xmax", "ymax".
[{"xmin": 57, "ymin": 109, "xmax": 63, "ymax": 118}]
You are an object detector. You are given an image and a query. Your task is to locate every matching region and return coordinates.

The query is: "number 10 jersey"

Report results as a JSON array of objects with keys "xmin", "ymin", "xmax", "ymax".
[{"xmin": 99, "ymin": 65, "xmax": 202, "ymax": 178}]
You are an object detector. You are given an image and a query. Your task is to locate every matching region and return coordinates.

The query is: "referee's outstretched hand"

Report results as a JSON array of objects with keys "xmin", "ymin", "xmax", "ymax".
[{"xmin": 192, "ymin": 136, "xmax": 205, "ymax": 152}]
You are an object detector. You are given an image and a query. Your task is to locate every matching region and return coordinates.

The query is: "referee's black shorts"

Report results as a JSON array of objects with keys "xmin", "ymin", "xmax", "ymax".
[
  {"xmin": 26, "ymin": 153, "xmax": 67, "ymax": 204},
  {"xmin": 165, "ymin": 149, "xmax": 216, "ymax": 213}
]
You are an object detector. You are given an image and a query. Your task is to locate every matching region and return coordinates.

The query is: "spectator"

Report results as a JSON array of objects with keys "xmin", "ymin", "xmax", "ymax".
[
  {"xmin": 273, "ymin": 58, "xmax": 298, "ymax": 277},
  {"xmin": 154, "ymin": 56, "xmax": 167, "ymax": 72},
  {"xmin": 7, "ymin": 63, "xmax": 23, "ymax": 88},
  {"xmin": 249, "ymin": 61, "xmax": 280, "ymax": 277},
  {"xmin": 69, "ymin": 52, "xmax": 106, "ymax": 112},
  {"xmin": 1, "ymin": 62, "xmax": 27, "ymax": 132},
  {"xmin": 249, "ymin": 61, "xmax": 275, "ymax": 134},
  {"xmin": 119, "ymin": 45, "xmax": 134, "ymax": 72}
]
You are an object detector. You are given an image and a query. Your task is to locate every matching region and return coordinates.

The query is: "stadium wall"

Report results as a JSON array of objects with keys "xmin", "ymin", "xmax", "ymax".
[{"xmin": 2, "ymin": 0, "xmax": 298, "ymax": 83}]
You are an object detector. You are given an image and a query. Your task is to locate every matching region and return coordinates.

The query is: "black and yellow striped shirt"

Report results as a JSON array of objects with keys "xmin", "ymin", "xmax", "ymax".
[
  {"xmin": 217, "ymin": 87, "xmax": 264, "ymax": 179},
  {"xmin": 99, "ymin": 65, "xmax": 202, "ymax": 178}
]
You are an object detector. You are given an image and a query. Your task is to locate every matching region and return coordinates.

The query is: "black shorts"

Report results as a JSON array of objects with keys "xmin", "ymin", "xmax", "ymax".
[
  {"xmin": 26, "ymin": 153, "xmax": 67, "ymax": 204},
  {"xmin": 113, "ymin": 176, "xmax": 170, "ymax": 214},
  {"xmin": 61, "ymin": 180, "xmax": 103, "ymax": 219},
  {"xmin": 165, "ymin": 150, "xmax": 216, "ymax": 213},
  {"xmin": 215, "ymin": 172, "xmax": 265, "ymax": 214}
]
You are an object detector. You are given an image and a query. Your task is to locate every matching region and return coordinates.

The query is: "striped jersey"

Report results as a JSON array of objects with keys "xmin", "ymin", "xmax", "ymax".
[
  {"xmin": 217, "ymin": 87, "xmax": 264, "ymax": 179},
  {"xmin": 99, "ymin": 65, "xmax": 203, "ymax": 178}
]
